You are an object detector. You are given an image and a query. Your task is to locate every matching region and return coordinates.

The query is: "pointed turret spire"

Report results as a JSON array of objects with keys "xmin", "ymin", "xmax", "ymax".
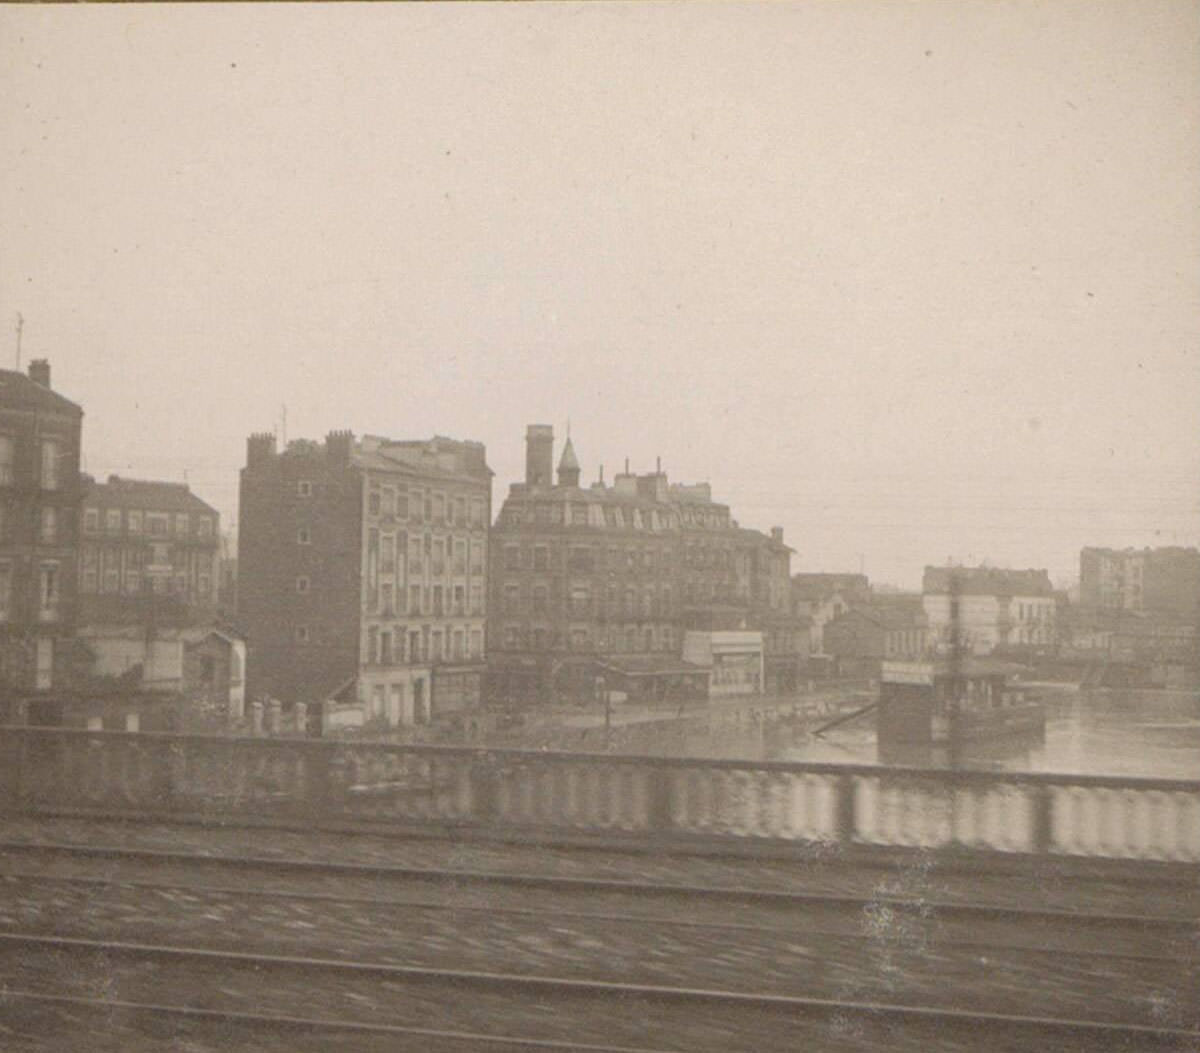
[{"xmin": 557, "ymin": 435, "xmax": 581, "ymax": 488}]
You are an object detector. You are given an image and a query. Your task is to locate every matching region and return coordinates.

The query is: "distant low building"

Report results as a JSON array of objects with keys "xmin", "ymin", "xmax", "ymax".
[
  {"xmin": 824, "ymin": 595, "xmax": 930, "ymax": 675},
  {"xmin": 922, "ymin": 566, "xmax": 1055, "ymax": 656},
  {"xmin": 791, "ymin": 573, "xmax": 870, "ymax": 658},
  {"xmin": 1080, "ymin": 547, "xmax": 1200, "ymax": 620}
]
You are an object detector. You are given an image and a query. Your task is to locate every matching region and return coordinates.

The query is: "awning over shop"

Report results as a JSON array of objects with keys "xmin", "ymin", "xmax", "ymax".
[{"xmin": 595, "ymin": 656, "xmax": 709, "ymax": 679}]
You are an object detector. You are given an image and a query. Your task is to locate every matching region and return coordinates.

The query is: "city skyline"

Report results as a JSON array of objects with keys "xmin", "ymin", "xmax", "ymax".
[{"xmin": 3, "ymin": 1, "xmax": 1198, "ymax": 589}]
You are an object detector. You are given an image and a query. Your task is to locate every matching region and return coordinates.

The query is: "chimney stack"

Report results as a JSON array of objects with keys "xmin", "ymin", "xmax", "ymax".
[
  {"xmin": 525, "ymin": 424, "xmax": 554, "ymax": 488},
  {"xmin": 28, "ymin": 359, "xmax": 50, "ymax": 388}
]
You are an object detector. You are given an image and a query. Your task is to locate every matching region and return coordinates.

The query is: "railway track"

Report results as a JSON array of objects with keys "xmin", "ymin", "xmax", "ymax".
[
  {"xmin": 1, "ymin": 834, "xmax": 1194, "ymax": 1049},
  {"xmin": 1, "ymin": 933, "xmax": 1196, "ymax": 1053},
  {"xmin": 0, "ymin": 859, "xmax": 1191, "ymax": 965},
  {"xmin": 2, "ymin": 837, "xmax": 1191, "ymax": 931}
]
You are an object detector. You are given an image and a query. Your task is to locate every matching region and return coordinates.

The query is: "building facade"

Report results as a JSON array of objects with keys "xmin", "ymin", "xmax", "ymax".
[
  {"xmin": 488, "ymin": 425, "xmax": 802, "ymax": 704},
  {"xmin": 791, "ymin": 573, "xmax": 871, "ymax": 659},
  {"xmin": 823, "ymin": 596, "xmax": 930, "ymax": 676},
  {"xmin": 239, "ymin": 430, "xmax": 491, "ymax": 726},
  {"xmin": 75, "ymin": 475, "xmax": 222, "ymax": 694},
  {"xmin": 0, "ymin": 360, "xmax": 84, "ymax": 694},
  {"xmin": 1080, "ymin": 547, "xmax": 1200, "ymax": 620},
  {"xmin": 922, "ymin": 566, "xmax": 1056, "ymax": 656}
]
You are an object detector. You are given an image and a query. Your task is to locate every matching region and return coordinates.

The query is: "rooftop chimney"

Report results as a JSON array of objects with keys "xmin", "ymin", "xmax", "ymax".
[
  {"xmin": 525, "ymin": 424, "xmax": 554, "ymax": 488},
  {"xmin": 28, "ymin": 359, "xmax": 50, "ymax": 388}
]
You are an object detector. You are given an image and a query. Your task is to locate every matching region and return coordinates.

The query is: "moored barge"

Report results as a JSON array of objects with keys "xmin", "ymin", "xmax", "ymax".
[{"xmin": 879, "ymin": 658, "xmax": 1045, "ymax": 746}]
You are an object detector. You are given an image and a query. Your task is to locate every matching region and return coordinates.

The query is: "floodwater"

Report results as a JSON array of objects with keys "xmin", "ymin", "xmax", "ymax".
[{"xmin": 775, "ymin": 686, "xmax": 1200, "ymax": 779}]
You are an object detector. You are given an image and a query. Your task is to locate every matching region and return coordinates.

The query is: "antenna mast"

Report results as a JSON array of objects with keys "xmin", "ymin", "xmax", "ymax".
[{"xmin": 15, "ymin": 313, "xmax": 23, "ymax": 370}]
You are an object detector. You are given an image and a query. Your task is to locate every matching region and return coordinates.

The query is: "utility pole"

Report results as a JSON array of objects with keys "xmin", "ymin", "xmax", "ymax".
[{"xmin": 15, "ymin": 313, "xmax": 23, "ymax": 370}]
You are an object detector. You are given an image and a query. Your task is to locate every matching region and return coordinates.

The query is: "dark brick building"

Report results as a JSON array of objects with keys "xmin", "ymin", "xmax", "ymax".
[
  {"xmin": 239, "ymin": 430, "xmax": 492, "ymax": 725},
  {"xmin": 0, "ymin": 360, "xmax": 84, "ymax": 695},
  {"xmin": 488, "ymin": 425, "xmax": 803, "ymax": 704}
]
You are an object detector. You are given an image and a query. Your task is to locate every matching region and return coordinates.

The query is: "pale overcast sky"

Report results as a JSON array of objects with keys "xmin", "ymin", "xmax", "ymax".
[{"xmin": 2, "ymin": 1, "xmax": 1197, "ymax": 589}]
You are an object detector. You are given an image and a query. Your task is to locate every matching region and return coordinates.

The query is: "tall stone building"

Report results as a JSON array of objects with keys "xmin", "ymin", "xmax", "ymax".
[
  {"xmin": 0, "ymin": 360, "xmax": 84, "ymax": 695},
  {"xmin": 239, "ymin": 430, "xmax": 491, "ymax": 725},
  {"xmin": 488, "ymin": 425, "xmax": 802, "ymax": 704},
  {"xmin": 1079, "ymin": 547, "xmax": 1200, "ymax": 619}
]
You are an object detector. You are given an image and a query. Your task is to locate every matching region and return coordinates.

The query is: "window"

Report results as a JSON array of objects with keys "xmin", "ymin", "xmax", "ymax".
[
  {"xmin": 39, "ymin": 562, "xmax": 59, "ymax": 614},
  {"xmin": 296, "ymin": 576, "xmax": 310, "ymax": 594},
  {"xmin": 432, "ymin": 585, "xmax": 443, "ymax": 615},
  {"xmin": 432, "ymin": 493, "xmax": 445, "ymax": 523},
  {"xmin": 380, "ymin": 631, "xmax": 393, "ymax": 665},
  {"xmin": 570, "ymin": 584, "xmax": 591, "ymax": 616},
  {"xmin": 174, "ymin": 513, "xmax": 188, "ymax": 535},
  {"xmin": 0, "ymin": 436, "xmax": 13, "ymax": 486},
  {"xmin": 409, "ymin": 585, "xmax": 421, "ymax": 614},
  {"xmin": 297, "ymin": 527, "xmax": 311, "ymax": 545},
  {"xmin": 410, "ymin": 490, "xmax": 424, "ymax": 522},
  {"xmin": 0, "ymin": 561, "xmax": 11, "ymax": 619},
  {"xmin": 453, "ymin": 584, "xmax": 465, "ymax": 615},
  {"xmin": 81, "ymin": 567, "xmax": 98, "ymax": 592},
  {"xmin": 197, "ymin": 517, "xmax": 213, "ymax": 537},
  {"xmin": 533, "ymin": 586, "xmax": 548, "ymax": 615},
  {"xmin": 40, "ymin": 440, "xmax": 60, "ymax": 490},
  {"xmin": 503, "ymin": 545, "xmax": 520, "ymax": 571},
  {"xmin": 470, "ymin": 500, "xmax": 484, "ymax": 527},
  {"xmin": 504, "ymin": 584, "xmax": 520, "ymax": 614},
  {"xmin": 571, "ymin": 503, "xmax": 588, "ymax": 525},
  {"xmin": 469, "ymin": 629, "xmax": 482, "ymax": 659},
  {"xmin": 198, "ymin": 574, "xmax": 211, "ymax": 597},
  {"xmin": 147, "ymin": 514, "xmax": 168, "ymax": 537},
  {"xmin": 470, "ymin": 582, "xmax": 483, "ymax": 615},
  {"xmin": 453, "ymin": 539, "xmax": 466, "ymax": 574},
  {"xmin": 533, "ymin": 546, "xmax": 549, "ymax": 571},
  {"xmin": 84, "ymin": 508, "xmax": 99, "ymax": 533},
  {"xmin": 504, "ymin": 626, "xmax": 518, "ymax": 649},
  {"xmin": 127, "ymin": 510, "xmax": 142, "ymax": 534},
  {"xmin": 103, "ymin": 566, "xmax": 120, "ymax": 593},
  {"xmin": 470, "ymin": 541, "xmax": 484, "ymax": 575},
  {"xmin": 452, "ymin": 629, "xmax": 464, "ymax": 659},
  {"xmin": 126, "ymin": 570, "xmax": 141, "ymax": 595},
  {"xmin": 369, "ymin": 490, "xmax": 381, "ymax": 516},
  {"xmin": 295, "ymin": 626, "xmax": 310, "ymax": 643},
  {"xmin": 381, "ymin": 489, "xmax": 394, "ymax": 516},
  {"xmin": 40, "ymin": 507, "xmax": 57, "ymax": 544},
  {"xmin": 396, "ymin": 490, "xmax": 409, "ymax": 519},
  {"xmin": 297, "ymin": 480, "xmax": 312, "ymax": 497},
  {"xmin": 100, "ymin": 509, "xmax": 119, "ymax": 534}
]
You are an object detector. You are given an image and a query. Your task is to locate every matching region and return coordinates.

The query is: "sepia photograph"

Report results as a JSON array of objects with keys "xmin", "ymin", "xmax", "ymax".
[{"xmin": 0, "ymin": 0, "xmax": 1197, "ymax": 1049}]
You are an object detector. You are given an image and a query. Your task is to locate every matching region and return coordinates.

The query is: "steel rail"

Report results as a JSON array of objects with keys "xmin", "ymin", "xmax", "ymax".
[
  {"xmin": 1, "ymin": 839, "xmax": 1188, "ymax": 930},
  {"xmin": 1, "ymin": 932, "xmax": 1195, "ymax": 1044},
  {"xmin": 0, "ymin": 868, "xmax": 1189, "ymax": 965},
  {"xmin": 0, "ymin": 989, "xmax": 685, "ymax": 1052}
]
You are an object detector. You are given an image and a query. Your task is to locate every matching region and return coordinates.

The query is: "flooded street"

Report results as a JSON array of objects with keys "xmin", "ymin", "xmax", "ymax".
[{"xmin": 777, "ymin": 687, "xmax": 1200, "ymax": 779}]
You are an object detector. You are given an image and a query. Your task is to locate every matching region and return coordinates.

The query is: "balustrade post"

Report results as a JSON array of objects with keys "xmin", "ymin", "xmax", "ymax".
[
  {"xmin": 647, "ymin": 765, "xmax": 674, "ymax": 833},
  {"xmin": 0, "ymin": 731, "xmax": 21, "ymax": 809},
  {"xmin": 1031, "ymin": 784, "xmax": 1054, "ymax": 854},
  {"xmin": 469, "ymin": 752, "xmax": 498, "ymax": 826},
  {"xmin": 834, "ymin": 773, "xmax": 857, "ymax": 843},
  {"xmin": 305, "ymin": 745, "xmax": 335, "ymax": 815}
]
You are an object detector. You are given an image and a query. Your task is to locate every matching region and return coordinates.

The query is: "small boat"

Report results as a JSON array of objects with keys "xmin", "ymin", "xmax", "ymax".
[{"xmin": 878, "ymin": 658, "xmax": 1045, "ymax": 746}]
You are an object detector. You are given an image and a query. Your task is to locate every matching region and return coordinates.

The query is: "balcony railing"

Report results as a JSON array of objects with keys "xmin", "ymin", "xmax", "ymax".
[{"xmin": 0, "ymin": 727, "xmax": 1197, "ymax": 863}]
